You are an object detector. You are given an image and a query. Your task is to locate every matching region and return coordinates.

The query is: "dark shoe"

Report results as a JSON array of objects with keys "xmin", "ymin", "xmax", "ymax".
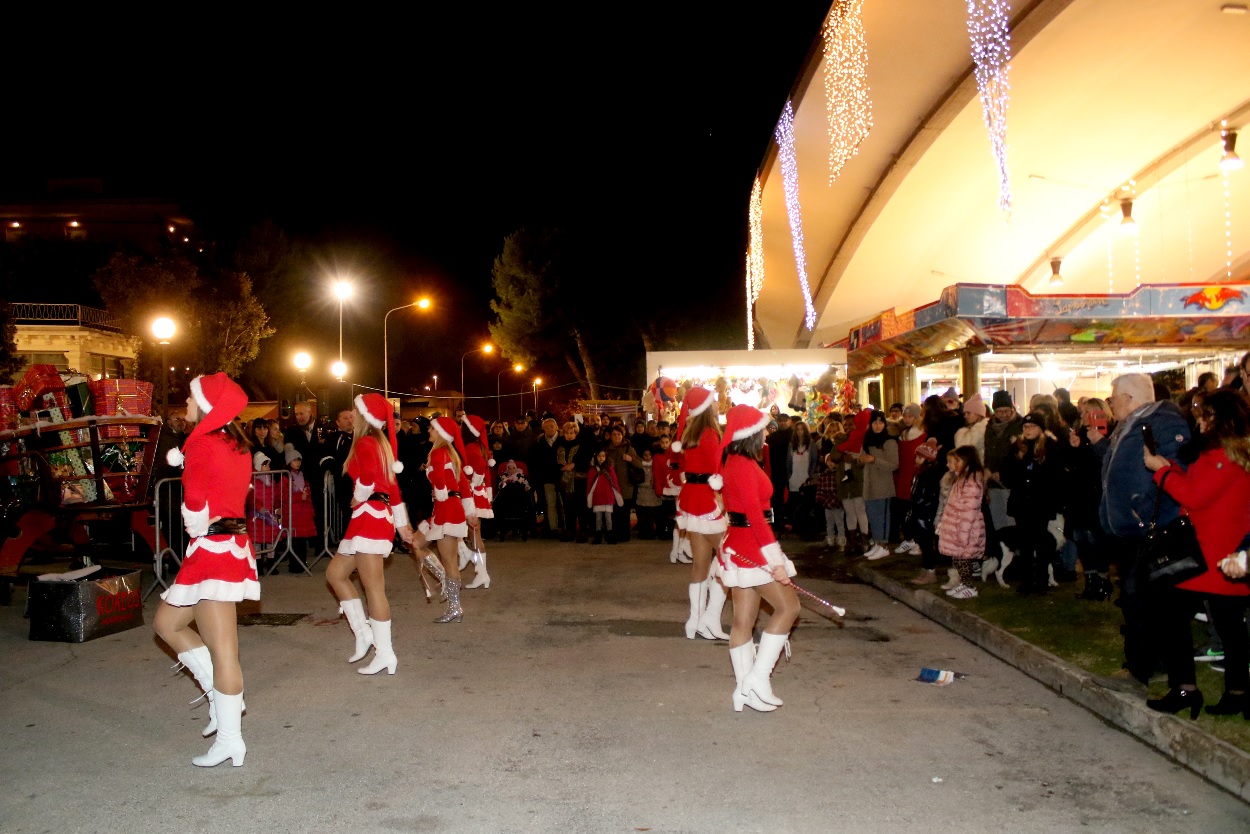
[
  {"xmin": 1077, "ymin": 574, "xmax": 1111, "ymax": 601},
  {"xmin": 1204, "ymin": 691, "xmax": 1250, "ymax": 717},
  {"xmin": 1147, "ymin": 687, "xmax": 1204, "ymax": 719}
]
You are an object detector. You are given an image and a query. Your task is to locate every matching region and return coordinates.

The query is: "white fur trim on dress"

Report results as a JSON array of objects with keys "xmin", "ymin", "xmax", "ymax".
[
  {"xmin": 351, "ymin": 502, "xmax": 394, "ymax": 522},
  {"xmin": 354, "ymin": 480, "xmax": 375, "ymax": 503},
  {"xmin": 423, "ymin": 520, "xmax": 468, "ymax": 541},
  {"xmin": 189, "ymin": 376, "xmax": 212, "ymax": 415},
  {"xmin": 355, "ymin": 395, "xmax": 384, "ymax": 429},
  {"xmin": 187, "ymin": 534, "xmax": 255, "ymax": 560},
  {"xmin": 166, "ymin": 447, "xmax": 185, "ymax": 468},
  {"xmin": 760, "ymin": 541, "xmax": 785, "ymax": 567},
  {"xmin": 713, "ymin": 549, "xmax": 797, "ymax": 588},
  {"xmin": 391, "ymin": 502, "xmax": 409, "ymax": 528},
  {"xmin": 433, "ymin": 486, "xmax": 450, "ymax": 501},
  {"xmin": 162, "ymin": 577, "xmax": 261, "ymax": 606},
  {"xmin": 462, "ymin": 497, "xmax": 477, "ymax": 517},
  {"xmin": 470, "ymin": 472, "xmax": 485, "ymax": 486},
  {"xmin": 678, "ymin": 509, "xmax": 728, "ymax": 535},
  {"xmin": 707, "ymin": 473, "xmax": 723, "ymax": 491},
  {"xmin": 337, "ymin": 535, "xmax": 395, "ymax": 556},
  {"xmin": 182, "ymin": 503, "xmax": 211, "ymax": 538}
]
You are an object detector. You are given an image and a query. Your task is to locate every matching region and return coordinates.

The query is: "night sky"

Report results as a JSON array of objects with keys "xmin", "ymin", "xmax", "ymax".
[{"xmin": 2, "ymin": 5, "xmax": 833, "ymax": 404}]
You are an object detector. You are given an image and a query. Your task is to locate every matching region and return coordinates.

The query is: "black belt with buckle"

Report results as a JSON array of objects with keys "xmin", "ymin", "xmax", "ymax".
[
  {"xmin": 728, "ymin": 510, "xmax": 774, "ymax": 528},
  {"xmin": 446, "ymin": 491, "xmax": 461, "ymax": 498},
  {"xmin": 685, "ymin": 473, "xmax": 712, "ymax": 484},
  {"xmin": 205, "ymin": 518, "xmax": 248, "ymax": 536},
  {"xmin": 367, "ymin": 492, "xmax": 391, "ymax": 505}
]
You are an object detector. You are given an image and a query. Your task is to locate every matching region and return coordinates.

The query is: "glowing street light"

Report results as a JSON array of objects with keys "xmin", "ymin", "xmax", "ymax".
[
  {"xmin": 532, "ymin": 377, "xmax": 542, "ymax": 413},
  {"xmin": 497, "ymin": 363, "xmax": 524, "ymax": 423},
  {"xmin": 293, "ymin": 351, "xmax": 312, "ymax": 402},
  {"xmin": 152, "ymin": 317, "xmax": 176, "ymax": 418},
  {"xmin": 460, "ymin": 343, "xmax": 494, "ymax": 410},
  {"xmin": 332, "ymin": 278, "xmax": 354, "ymax": 364},
  {"xmin": 384, "ymin": 296, "xmax": 433, "ymax": 401},
  {"xmin": 331, "ymin": 360, "xmax": 347, "ymax": 381}
]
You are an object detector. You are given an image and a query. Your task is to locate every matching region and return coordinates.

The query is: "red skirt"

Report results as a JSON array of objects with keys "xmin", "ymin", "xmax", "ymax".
[
  {"xmin": 162, "ymin": 534, "xmax": 259, "ymax": 606},
  {"xmin": 338, "ymin": 500, "xmax": 396, "ymax": 556}
]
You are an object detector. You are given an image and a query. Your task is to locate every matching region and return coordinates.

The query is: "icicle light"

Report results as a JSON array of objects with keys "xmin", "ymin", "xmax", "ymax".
[
  {"xmin": 774, "ymin": 100, "xmax": 817, "ymax": 330},
  {"xmin": 746, "ymin": 176, "xmax": 766, "ymax": 349},
  {"xmin": 967, "ymin": 0, "xmax": 1014, "ymax": 214},
  {"xmin": 823, "ymin": 0, "xmax": 872, "ymax": 185}
]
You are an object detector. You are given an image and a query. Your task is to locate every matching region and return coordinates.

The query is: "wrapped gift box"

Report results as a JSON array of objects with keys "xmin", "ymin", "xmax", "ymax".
[
  {"xmin": 28, "ymin": 567, "xmax": 144, "ymax": 642},
  {"xmin": 0, "ymin": 385, "xmax": 16, "ymax": 429},
  {"xmin": 17, "ymin": 364, "xmax": 65, "ymax": 412},
  {"xmin": 60, "ymin": 372, "xmax": 94, "ymax": 418},
  {"xmin": 88, "ymin": 379, "xmax": 154, "ymax": 439}
]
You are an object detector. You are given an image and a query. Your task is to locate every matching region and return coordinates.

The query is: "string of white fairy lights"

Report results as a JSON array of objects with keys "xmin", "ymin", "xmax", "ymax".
[
  {"xmin": 774, "ymin": 100, "xmax": 817, "ymax": 330},
  {"xmin": 967, "ymin": 0, "xmax": 1013, "ymax": 214},
  {"xmin": 746, "ymin": 176, "xmax": 765, "ymax": 349},
  {"xmin": 823, "ymin": 0, "xmax": 872, "ymax": 185}
]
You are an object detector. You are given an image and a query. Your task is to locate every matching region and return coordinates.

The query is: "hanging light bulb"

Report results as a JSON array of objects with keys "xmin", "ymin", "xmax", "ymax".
[
  {"xmin": 1119, "ymin": 199, "xmax": 1138, "ymax": 235},
  {"xmin": 1048, "ymin": 257, "xmax": 1064, "ymax": 287},
  {"xmin": 1220, "ymin": 129, "xmax": 1244, "ymax": 172}
]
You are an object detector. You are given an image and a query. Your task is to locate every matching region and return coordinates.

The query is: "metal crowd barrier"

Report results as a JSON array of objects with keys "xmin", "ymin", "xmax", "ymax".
[
  {"xmin": 307, "ymin": 470, "xmax": 344, "ymax": 569},
  {"xmin": 142, "ymin": 469, "xmax": 311, "ymax": 601}
]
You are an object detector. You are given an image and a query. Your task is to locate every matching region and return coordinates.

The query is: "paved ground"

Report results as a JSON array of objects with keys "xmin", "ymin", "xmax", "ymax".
[{"xmin": 2, "ymin": 535, "xmax": 1249, "ymax": 833}]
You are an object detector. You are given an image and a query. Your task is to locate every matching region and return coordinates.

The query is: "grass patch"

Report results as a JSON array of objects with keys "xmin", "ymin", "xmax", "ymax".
[{"xmin": 831, "ymin": 549, "xmax": 1250, "ymax": 754}]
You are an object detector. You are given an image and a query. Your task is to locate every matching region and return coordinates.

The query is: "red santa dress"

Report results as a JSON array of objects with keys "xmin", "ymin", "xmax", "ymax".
[
  {"xmin": 713, "ymin": 452, "xmax": 797, "ymax": 588},
  {"xmin": 337, "ymin": 435, "xmax": 410, "ymax": 557},
  {"xmin": 463, "ymin": 441, "xmax": 495, "ymax": 520},
  {"xmin": 420, "ymin": 445, "xmax": 473, "ymax": 541},
  {"xmin": 162, "ymin": 430, "xmax": 260, "ymax": 606},
  {"xmin": 676, "ymin": 427, "xmax": 727, "ymax": 534}
]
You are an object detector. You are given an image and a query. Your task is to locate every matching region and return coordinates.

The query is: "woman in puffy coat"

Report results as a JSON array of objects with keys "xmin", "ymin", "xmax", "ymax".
[{"xmin": 1144, "ymin": 389, "xmax": 1250, "ymax": 719}]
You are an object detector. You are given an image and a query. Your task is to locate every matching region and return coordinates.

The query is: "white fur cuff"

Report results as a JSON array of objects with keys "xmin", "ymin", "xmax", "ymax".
[
  {"xmin": 760, "ymin": 541, "xmax": 785, "ymax": 567},
  {"xmin": 434, "ymin": 486, "xmax": 449, "ymax": 502},
  {"xmin": 182, "ymin": 503, "xmax": 210, "ymax": 538},
  {"xmin": 392, "ymin": 502, "xmax": 409, "ymax": 528},
  {"xmin": 354, "ymin": 481, "xmax": 374, "ymax": 503}
]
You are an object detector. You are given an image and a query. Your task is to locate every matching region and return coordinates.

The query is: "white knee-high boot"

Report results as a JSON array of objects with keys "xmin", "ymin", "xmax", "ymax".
[
  {"xmin": 729, "ymin": 643, "xmax": 776, "ymax": 712},
  {"xmin": 740, "ymin": 632, "xmax": 787, "ymax": 707},
  {"xmin": 192, "ymin": 691, "xmax": 245, "ymax": 767},
  {"xmin": 684, "ymin": 582, "xmax": 705, "ymax": 639},
  {"xmin": 358, "ymin": 619, "xmax": 397, "ymax": 675},
  {"xmin": 457, "ymin": 540, "xmax": 474, "ymax": 571},
  {"xmin": 339, "ymin": 598, "xmax": 374, "ymax": 663},
  {"xmin": 177, "ymin": 646, "xmax": 218, "ymax": 737},
  {"xmin": 465, "ymin": 548, "xmax": 490, "ymax": 589},
  {"xmin": 697, "ymin": 577, "xmax": 730, "ymax": 640}
]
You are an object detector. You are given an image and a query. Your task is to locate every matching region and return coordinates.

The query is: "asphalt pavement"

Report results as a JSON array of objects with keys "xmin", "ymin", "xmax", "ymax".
[{"xmin": 2, "ymin": 533, "xmax": 1248, "ymax": 833}]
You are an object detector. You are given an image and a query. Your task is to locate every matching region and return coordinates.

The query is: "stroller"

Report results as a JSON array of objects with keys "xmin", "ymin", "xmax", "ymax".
[{"xmin": 492, "ymin": 459, "xmax": 535, "ymax": 542}]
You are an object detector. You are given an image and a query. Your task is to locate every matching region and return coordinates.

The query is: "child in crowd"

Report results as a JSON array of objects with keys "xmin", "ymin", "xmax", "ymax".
[
  {"xmin": 815, "ymin": 451, "xmax": 845, "ymax": 550},
  {"xmin": 936, "ymin": 446, "xmax": 986, "ymax": 599},
  {"xmin": 587, "ymin": 448, "xmax": 623, "ymax": 545},
  {"xmin": 285, "ymin": 443, "xmax": 317, "ymax": 572},
  {"xmin": 634, "ymin": 446, "xmax": 662, "ymax": 540},
  {"xmin": 249, "ymin": 453, "xmax": 283, "ymax": 570},
  {"xmin": 652, "ymin": 433, "xmax": 686, "ymax": 561}
]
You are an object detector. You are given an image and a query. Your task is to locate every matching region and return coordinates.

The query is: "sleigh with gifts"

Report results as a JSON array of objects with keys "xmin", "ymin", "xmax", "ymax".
[{"xmin": 0, "ymin": 370, "xmax": 161, "ymax": 604}]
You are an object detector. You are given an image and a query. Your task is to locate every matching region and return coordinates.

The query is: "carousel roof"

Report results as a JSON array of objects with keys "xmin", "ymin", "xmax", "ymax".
[{"xmin": 753, "ymin": 0, "xmax": 1250, "ymax": 351}]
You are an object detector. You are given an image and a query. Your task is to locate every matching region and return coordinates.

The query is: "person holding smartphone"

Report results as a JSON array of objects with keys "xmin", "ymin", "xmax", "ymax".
[{"xmin": 1065, "ymin": 397, "xmax": 1115, "ymax": 600}]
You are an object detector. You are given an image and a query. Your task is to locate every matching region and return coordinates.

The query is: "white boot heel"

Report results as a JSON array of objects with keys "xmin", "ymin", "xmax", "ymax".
[
  {"xmin": 464, "ymin": 550, "xmax": 490, "ymax": 589},
  {"xmin": 339, "ymin": 598, "xmax": 374, "ymax": 663},
  {"xmin": 358, "ymin": 619, "xmax": 397, "ymax": 675},
  {"xmin": 740, "ymin": 632, "xmax": 788, "ymax": 707},
  {"xmin": 192, "ymin": 691, "xmax": 245, "ymax": 767}
]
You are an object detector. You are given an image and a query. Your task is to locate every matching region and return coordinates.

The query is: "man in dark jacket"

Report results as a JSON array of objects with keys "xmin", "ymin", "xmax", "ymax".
[
  {"xmin": 528, "ymin": 417, "xmax": 562, "ymax": 537},
  {"xmin": 1099, "ymin": 373, "xmax": 1190, "ymax": 690},
  {"xmin": 766, "ymin": 412, "xmax": 794, "ymax": 532}
]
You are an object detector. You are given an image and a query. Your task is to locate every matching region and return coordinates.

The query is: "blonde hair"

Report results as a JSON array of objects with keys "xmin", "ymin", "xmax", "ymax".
[
  {"xmin": 431, "ymin": 426, "xmax": 462, "ymax": 479},
  {"xmin": 344, "ymin": 412, "xmax": 396, "ymax": 485},
  {"xmin": 681, "ymin": 406, "xmax": 721, "ymax": 450}
]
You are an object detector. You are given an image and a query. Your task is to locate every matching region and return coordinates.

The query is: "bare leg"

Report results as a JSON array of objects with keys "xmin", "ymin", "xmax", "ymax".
[
  {"xmin": 437, "ymin": 536, "xmax": 462, "ymax": 583},
  {"xmin": 326, "ymin": 552, "xmax": 360, "ymax": 602},
  {"xmin": 194, "ymin": 600, "xmax": 242, "ymax": 695},
  {"xmin": 729, "ymin": 587, "xmax": 762, "ymax": 649},
  {"xmin": 689, "ymin": 532, "xmax": 719, "ymax": 583},
  {"xmin": 355, "ymin": 553, "xmax": 390, "ymax": 621},
  {"xmin": 755, "ymin": 580, "xmax": 800, "ymax": 635},
  {"xmin": 154, "ymin": 601, "xmax": 201, "ymax": 654}
]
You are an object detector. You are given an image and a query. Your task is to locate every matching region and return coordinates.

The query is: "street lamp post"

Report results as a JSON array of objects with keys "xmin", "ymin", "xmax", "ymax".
[
  {"xmin": 532, "ymin": 378, "xmax": 542, "ymax": 414},
  {"xmin": 293, "ymin": 352, "xmax": 312, "ymax": 402},
  {"xmin": 459, "ymin": 343, "xmax": 493, "ymax": 411},
  {"xmin": 497, "ymin": 363, "xmax": 523, "ymax": 423},
  {"xmin": 151, "ymin": 317, "xmax": 176, "ymax": 419},
  {"xmin": 333, "ymin": 279, "xmax": 353, "ymax": 365},
  {"xmin": 384, "ymin": 297, "xmax": 432, "ymax": 401}
]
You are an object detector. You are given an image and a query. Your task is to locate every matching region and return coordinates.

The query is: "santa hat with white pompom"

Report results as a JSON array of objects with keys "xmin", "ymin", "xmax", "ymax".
[
  {"xmin": 460, "ymin": 413, "xmax": 495, "ymax": 474},
  {"xmin": 165, "ymin": 372, "xmax": 249, "ymax": 468},
  {"xmin": 671, "ymin": 386, "xmax": 716, "ymax": 453},
  {"xmin": 355, "ymin": 392, "xmax": 404, "ymax": 473}
]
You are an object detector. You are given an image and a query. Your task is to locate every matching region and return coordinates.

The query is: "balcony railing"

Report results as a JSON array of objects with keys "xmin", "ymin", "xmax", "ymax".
[{"xmin": 10, "ymin": 303, "xmax": 121, "ymax": 332}]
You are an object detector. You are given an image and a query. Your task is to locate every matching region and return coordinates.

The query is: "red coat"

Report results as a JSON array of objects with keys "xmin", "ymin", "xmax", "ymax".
[
  {"xmin": 340, "ymin": 435, "xmax": 407, "ymax": 555},
  {"xmin": 677, "ymin": 427, "xmax": 722, "ymax": 516},
  {"xmin": 164, "ymin": 430, "xmax": 258, "ymax": 606},
  {"xmin": 895, "ymin": 430, "xmax": 927, "ymax": 500},
  {"xmin": 587, "ymin": 465, "xmax": 623, "ymax": 510},
  {"xmin": 288, "ymin": 468, "xmax": 317, "ymax": 538},
  {"xmin": 1155, "ymin": 449, "xmax": 1250, "ymax": 597}
]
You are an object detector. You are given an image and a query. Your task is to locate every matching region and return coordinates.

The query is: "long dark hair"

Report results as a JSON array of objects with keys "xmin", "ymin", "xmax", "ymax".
[
  {"xmin": 1182, "ymin": 389, "xmax": 1250, "ymax": 471},
  {"xmin": 921, "ymin": 395, "xmax": 946, "ymax": 434},
  {"xmin": 724, "ymin": 430, "xmax": 765, "ymax": 462},
  {"xmin": 222, "ymin": 419, "xmax": 251, "ymax": 453},
  {"xmin": 947, "ymin": 445, "xmax": 984, "ymax": 484},
  {"xmin": 864, "ymin": 411, "xmax": 891, "ymax": 450}
]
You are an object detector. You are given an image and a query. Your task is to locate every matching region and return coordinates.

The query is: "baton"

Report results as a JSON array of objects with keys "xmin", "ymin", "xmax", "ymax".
[{"xmin": 728, "ymin": 544, "xmax": 846, "ymax": 622}]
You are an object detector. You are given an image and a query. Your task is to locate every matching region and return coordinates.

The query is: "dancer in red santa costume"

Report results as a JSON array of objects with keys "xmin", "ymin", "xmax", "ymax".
[
  {"xmin": 325, "ymin": 393, "xmax": 414, "ymax": 675},
  {"xmin": 154, "ymin": 372, "xmax": 259, "ymax": 767},
  {"xmin": 422, "ymin": 416, "xmax": 477, "ymax": 622},
  {"xmin": 715, "ymin": 404, "xmax": 800, "ymax": 712},
  {"xmin": 456, "ymin": 413, "xmax": 494, "ymax": 589},
  {"xmin": 672, "ymin": 386, "xmax": 731, "ymax": 640}
]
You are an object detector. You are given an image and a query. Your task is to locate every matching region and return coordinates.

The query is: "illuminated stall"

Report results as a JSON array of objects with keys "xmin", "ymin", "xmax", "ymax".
[
  {"xmin": 644, "ymin": 348, "xmax": 848, "ymax": 426},
  {"xmin": 836, "ymin": 283, "xmax": 1248, "ymax": 407}
]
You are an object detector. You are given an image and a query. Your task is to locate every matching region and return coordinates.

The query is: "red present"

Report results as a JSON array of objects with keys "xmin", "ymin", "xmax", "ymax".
[
  {"xmin": 88, "ymin": 379, "xmax": 154, "ymax": 439},
  {"xmin": 0, "ymin": 385, "xmax": 16, "ymax": 429},
  {"xmin": 17, "ymin": 364, "xmax": 66, "ymax": 412}
]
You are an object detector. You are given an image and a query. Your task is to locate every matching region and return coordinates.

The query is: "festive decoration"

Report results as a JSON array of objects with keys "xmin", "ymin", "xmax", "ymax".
[
  {"xmin": 746, "ymin": 175, "xmax": 765, "ymax": 349},
  {"xmin": 966, "ymin": 0, "xmax": 1013, "ymax": 214},
  {"xmin": 1223, "ymin": 122, "xmax": 1236, "ymax": 278},
  {"xmin": 774, "ymin": 100, "xmax": 818, "ymax": 330},
  {"xmin": 823, "ymin": 0, "xmax": 872, "ymax": 185}
]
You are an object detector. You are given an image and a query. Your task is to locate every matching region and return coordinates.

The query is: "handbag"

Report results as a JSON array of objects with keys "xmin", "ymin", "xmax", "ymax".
[{"xmin": 1143, "ymin": 470, "xmax": 1207, "ymax": 586}]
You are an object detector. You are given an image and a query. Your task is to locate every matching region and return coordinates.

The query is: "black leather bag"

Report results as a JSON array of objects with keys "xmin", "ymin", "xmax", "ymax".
[{"xmin": 1143, "ymin": 471, "xmax": 1207, "ymax": 586}]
